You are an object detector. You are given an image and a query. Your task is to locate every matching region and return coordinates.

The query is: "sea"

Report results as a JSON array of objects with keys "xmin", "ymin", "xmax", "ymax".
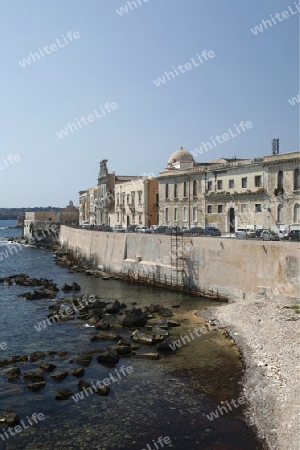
[{"xmin": 0, "ymin": 220, "xmax": 263, "ymax": 450}]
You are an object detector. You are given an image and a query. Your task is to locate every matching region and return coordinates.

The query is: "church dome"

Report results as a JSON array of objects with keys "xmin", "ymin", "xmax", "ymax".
[{"xmin": 167, "ymin": 147, "xmax": 194, "ymax": 169}]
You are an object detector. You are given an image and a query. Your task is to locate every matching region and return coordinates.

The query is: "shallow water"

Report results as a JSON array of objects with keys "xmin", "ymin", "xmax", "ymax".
[{"xmin": 0, "ymin": 221, "xmax": 263, "ymax": 449}]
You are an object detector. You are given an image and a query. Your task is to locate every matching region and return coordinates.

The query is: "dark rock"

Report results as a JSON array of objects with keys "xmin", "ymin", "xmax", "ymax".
[
  {"xmin": 72, "ymin": 367, "xmax": 85, "ymax": 377},
  {"xmin": 147, "ymin": 304, "xmax": 174, "ymax": 317},
  {"xmin": 78, "ymin": 379, "xmax": 90, "ymax": 391},
  {"xmin": 96, "ymin": 351, "xmax": 119, "ymax": 366},
  {"xmin": 95, "ymin": 386, "xmax": 110, "ymax": 396},
  {"xmin": 122, "ymin": 308, "xmax": 148, "ymax": 327},
  {"xmin": 156, "ymin": 337, "xmax": 179, "ymax": 350},
  {"xmin": 55, "ymin": 388, "xmax": 74, "ymax": 400},
  {"xmin": 72, "ymin": 282, "xmax": 81, "ymax": 291},
  {"xmin": 39, "ymin": 362, "xmax": 57, "ymax": 372},
  {"xmin": 90, "ymin": 331, "xmax": 120, "ymax": 341},
  {"xmin": 24, "ymin": 369, "xmax": 45, "ymax": 382},
  {"xmin": 28, "ymin": 381, "xmax": 46, "ymax": 391},
  {"xmin": 0, "ymin": 358, "xmax": 11, "ymax": 368},
  {"xmin": 30, "ymin": 351, "xmax": 46, "ymax": 362},
  {"xmin": 105, "ymin": 300, "xmax": 121, "ymax": 314},
  {"xmin": 57, "ymin": 350, "xmax": 68, "ymax": 357},
  {"xmin": 132, "ymin": 353, "xmax": 159, "ymax": 360},
  {"xmin": 131, "ymin": 330, "xmax": 154, "ymax": 345},
  {"xmin": 0, "ymin": 411, "xmax": 20, "ymax": 426},
  {"xmin": 50, "ymin": 371, "xmax": 68, "ymax": 381},
  {"xmin": 7, "ymin": 367, "xmax": 21, "ymax": 381},
  {"xmin": 61, "ymin": 283, "xmax": 72, "ymax": 291},
  {"xmin": 108, "ymin": 344, "xmax": 132, "ymax": 355},
  {"xmin": 11, "ymin": 355, "xmax": 28, "ymax": 363},
  {"xmin": 77, "ymin": 355, "xmax": 92, "ymax": 366}
]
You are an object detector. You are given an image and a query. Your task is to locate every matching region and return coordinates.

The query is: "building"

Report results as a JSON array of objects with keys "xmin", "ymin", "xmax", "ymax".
[
  {"xmin": 79, "ymin": 187, "xmax": 98, "ymax": 225},
  {"xmin": 23, "ymin": 211, "xmax": 58, "ymax": 240},
  {"xmin": 158, "ymin": 147, "xmax": 300, "ymax": 232},
  {"xmin": 80, "ymin": 160, "xmax": 159, "ymax": 227}
]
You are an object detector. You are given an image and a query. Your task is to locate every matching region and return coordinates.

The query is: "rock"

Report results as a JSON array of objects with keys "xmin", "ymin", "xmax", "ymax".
[
  {"xmin": 55, "ymin": 388, "xmax": 74, "ymax": 400},
  {"xmin": 96, "ymin": 351, "xmax": 119, "ymax": 366},
  {"xmin": 77, "ymin": 354, "xmax": 93, "ymax": 366},
  {"xmin": 11, "ymin": 355, "xmax": 28, "ymax": 363},
  {"xmin": 123, "ymin": 308, "xmax": 148, "ymax": 327},
  {"xmin": 105, "ymin": 300, "xmax": 121, "ymax": 314},
  {"xmin": 147, "ymin": 304, "xmax": 174, "ymax": 317},
  {"xmin": 132, "ymin": 353, "xmax": 159, "ymax": 360},
  {"xmin": 108, "ymin": 344, "xmax": 132, "ymax": 355},
  {"xmin": 156, "ymin": 337, "xmax": 178, "ymax": 350},
  {"xmin": 57, "ymin": 350, "xmax": 68, "ymax": 357},
  {"xmin": 72, "ymin": 282, "xmax": 81, "ymax": 291},
  {"xmin": 90, "ymin": 331, "xmax": 120, "ymax": 341},
  {"xmin": 24, "ymin": 369, "xmax": 45, "ymax": 382},
  {"xmin": 39, "ymin": 362, "xmax": 57, "ymax": 372},
  {"xmin": 95, "ymin": 386, "xmax": 110, "ymax": 396},
  {"xmin": 131, "ymin": 330, "xmax": 154, "ymax": 345},
  {"xmin": 30, "ymin": 351, "xmax": 46, "ymax": 362},
  {"xmin": 28, "ymin": 381, "xmax": 46, "ymax": 391},
  {"xmin": 78, "ymin": 379, "xmax": 91, "ymax": 391},
  {"xmin": 50, "ymin": 371, "xmax": 68, "ymax": 381},
  {"xmin": 147, "ymin": 319, "xmax": 180, "ymax": 328},
  {"xmin": 7, "ymin": 368, "xmax": 21, "ymax": 381},
  {"xmin": 61, "ymin": 283, "xmax": 72, "ymax": 291},
  {"xmin": 0, "ymin": 358, "xmax": 11, "ymax": 368},
  {"xmin": 0, "ymin": 411, "xmax": 20, "ymax": 426},
  {"xmin": 72, "ymin": 368, "xmax": 85, "ymax": 377},
  {"xmin": 95, "ymin": 314, "xmax": 121, "ymax": 330}
]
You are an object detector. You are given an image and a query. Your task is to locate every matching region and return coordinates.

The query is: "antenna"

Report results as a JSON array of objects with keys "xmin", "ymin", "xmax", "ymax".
[{"xmin": 272, "ymin": 138, "xmax": 279, "ymax": 155}]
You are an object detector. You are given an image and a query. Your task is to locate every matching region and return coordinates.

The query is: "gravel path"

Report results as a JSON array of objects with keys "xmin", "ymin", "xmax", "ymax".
[{"xmin": 199, "ymin": 293, "xmax": 300, "ymax": 450}]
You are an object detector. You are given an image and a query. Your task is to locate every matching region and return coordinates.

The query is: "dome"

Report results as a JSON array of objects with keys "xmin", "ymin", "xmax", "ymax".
[{"xmin": 168, "ymin": 147, "xmax": 194, "ymax": 165}]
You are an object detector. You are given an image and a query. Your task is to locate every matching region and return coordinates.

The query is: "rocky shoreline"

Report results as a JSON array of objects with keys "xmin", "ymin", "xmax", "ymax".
[{"xmin": 199, "ymin": 293, "xmax": 300, "ymax": 450}]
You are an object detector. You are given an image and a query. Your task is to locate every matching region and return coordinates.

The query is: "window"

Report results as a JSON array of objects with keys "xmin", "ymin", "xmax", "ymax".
[
  {"xmin": 174, "ymin": 207, "xmax": 178, "ymax": 221},
  {"xmin": 139, "ymin": 214, "xmax": 142, "ymax": 225},
  {"xmin": 165, "ymin": 184, "xmax": 169, "ymax": 199},
  {"xmin": 255, "ymin": 204, "xmax": 262, "ymax": 213},
  {"xmin": 241, "ymin": 204, "xmax": 247, "ymax": 213},
  {"xmin": 294, "ymin": 169, "xmax": 300, "ymax": 190},
  {"xmin": 207, "ymin": 181, "xmax": 212, "ymax": 191},
  {"xmin": 277, "ymin": 204, "xmax": 283, "ymax": 222},
  {"xmin": 242, "ymin": 177, "xmax": 247, "ymax": 188},
  {"xmin": 138, "ymin": 191, "xmax": 142, "ymax": 203},
  {"xmin": 217, "ymin": 180, "xmax": 223, "ymax": 190},
  {"xmin": 193, "ymin": 207, "xmax": 197, "ymax": 222},
  {"xmin": 183, "ymin": 181, "xmax": 187, "ymax": 197},
  {"xmin": 229, "ymin": 179, "xmax": 234, "ymax": 189},
  {"xmin": 207, "ymin": 205, "xmax": 212, "ymax": 213},
  {"xmin": 117, "ymin": 212, "xmax": 119, "ymax": 222},
  {"xmin": 294, "ymin": 203, "xmax": 300, "ymax": 222},
  {"xmin": 127, "ymin": 195, "xmax": 130, "ymax": 204},
  {"xmin": 131, "ymin": 214, "xmax": 135, "ymax": 223},
  {"xmin": 193, "ymin": 180, "xmax": 197, "ymax": 196},
  {"xmin": 277, "ymin": 171, "xmax": 283, "ymax": 189},
  {"xmin": 165, "ymin": 208, "xmax": 169, "ymax": 222},
  {"xmin": 174, "ymin": 183, "xmax": 178, "ymax": 198},
  {"xmin": 217, "ymin": 205, "xmax": 223, "ymax": 213},
  {"xmin": 255, "ymin": 175, "xmax": 262, "ymax": 187},
  {"xmin": 116, "ymin": 193, "xmax": 119, "ymax": 206},
  {"xmin": 183, "ymin": 206, "xmax": 187, "ymax": 221}
]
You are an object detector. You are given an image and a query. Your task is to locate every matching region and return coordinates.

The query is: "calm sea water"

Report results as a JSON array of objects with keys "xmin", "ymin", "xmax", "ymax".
[{"xmin": 0, "ymin": 220, "xmax": 262, "ymax": 450}]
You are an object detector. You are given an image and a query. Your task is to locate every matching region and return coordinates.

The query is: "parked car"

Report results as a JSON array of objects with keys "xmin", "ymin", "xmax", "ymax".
[
  {"xmin": 153, "ymin": 226, "xmax": 168, "ymax": 234},
  {"xmin": 126, "ymin": 224, "xmax": 138, "ymax": 233},
  {"xmin": 235, "ymin": 228, "xmax": 256, "ymax": 238},
  {"xmin": 149, "ymin": 225, "xmax": 159, "ymax": 232},
  {"xmin": 102, "ymin": 225, "xmax": 112, "ymax": 232},
  {"xmin": 188, "ymin": 227, "xmax": 205, "ymax": 236},
  {"xmin": 204, "ymin": 227, "xmax": 221, "ymax": 236},
  {"xmin": 287, "ymin": 229, "xmax": 300, "ymax": 241},
  {"xmin": 113, "ymin": 225, "xmax": 125, "ymax": 233},
  {"xmin": 260, "ymin": 230, "xmax": 280, "ymax": 241},
  {"xmin": 166, "ymin": 226, "xmax": 184, "ymax": 236},
  {"xmin": 81, "ymin": 221, "xmax": 90, "ymax": 229},
  {"xmin": 276, "ymin": 229, "xmax": 289, "ymax": 239},
  {"xmin": 255, "ymin": 229, "xmax": 264, "ymax": 238},
  {"xmin": 136, "ymin": 226, "xmax": 151, "ymax": 233}
]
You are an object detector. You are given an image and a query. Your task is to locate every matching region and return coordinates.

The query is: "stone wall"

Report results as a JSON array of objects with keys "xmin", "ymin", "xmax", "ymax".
[{"xmin": 59, "ymin": 226, "xmax": 299, "ymax": 301}]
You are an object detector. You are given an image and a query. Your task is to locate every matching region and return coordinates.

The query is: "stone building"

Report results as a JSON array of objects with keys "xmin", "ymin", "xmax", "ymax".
[
  {"xmin": 79, "ymin": 187, "xmax": 98, "ymax": 225},
  {"xmin": 80, "ymin": 159, "xmax": 159, "ymax": 227},
  {"xmin": 158, "ymin": 148, "xmax": 300, "ymax": 232}
]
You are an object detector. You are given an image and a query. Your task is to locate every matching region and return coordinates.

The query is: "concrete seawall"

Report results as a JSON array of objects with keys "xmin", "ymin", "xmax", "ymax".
[{"xmin": 59, "ymin": 226, "xmax": 299, "ymax": 301}]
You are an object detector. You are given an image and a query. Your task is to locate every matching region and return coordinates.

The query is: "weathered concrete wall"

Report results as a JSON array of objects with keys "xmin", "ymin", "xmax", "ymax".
[{"xmin": 59, "ymin": 226, "xmax": 300, "ymax": 301}]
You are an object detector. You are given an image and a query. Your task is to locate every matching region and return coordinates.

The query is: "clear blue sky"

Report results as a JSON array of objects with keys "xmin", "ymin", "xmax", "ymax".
[{"xmin": 0, "ymin": 0, "xmax": 299, "ymax": 207}]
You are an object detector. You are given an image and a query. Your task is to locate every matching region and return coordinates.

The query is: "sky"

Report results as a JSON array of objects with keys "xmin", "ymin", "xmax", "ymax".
[{"xmin": 0, "ymin": 0, "xmax": 299, "ymax": 207}]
